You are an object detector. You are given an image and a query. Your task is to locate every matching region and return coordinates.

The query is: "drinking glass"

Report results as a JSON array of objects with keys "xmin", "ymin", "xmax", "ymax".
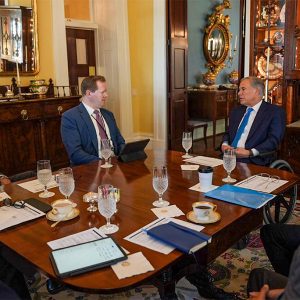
[
  {"xmin": 222, "ymin": 149, "xmax": 237, "ymax": 183},
  {"xmin": 101, "ymin": 139, "xmax": 113, "ymax": 168},
  {"xmin": 152, "ymin": 166, "xmax": 169, "ymax": 207},
  {"xmin": 37, "ymin": 160, "xmax": 55, "ymax": 198},
  {"xmin": 56, "ymin": 167, "xmax": 75, "ymax": 201},
  {"xmin": 98, "ymin": 184, "xmax": 119, "ymax": 234},
  {"xmin": 182, "ymin": 132, "xmax": 193, "ymax": 158}
]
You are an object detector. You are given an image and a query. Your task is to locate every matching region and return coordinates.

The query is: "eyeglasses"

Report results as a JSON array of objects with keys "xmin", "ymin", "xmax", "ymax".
[
  {"xmin": 258, "ymin": 173, "xmax": 280, "ymax": 190},
  {"xmin": 1, "ymin": 198, "xmax": 25, "ymax": 209}
]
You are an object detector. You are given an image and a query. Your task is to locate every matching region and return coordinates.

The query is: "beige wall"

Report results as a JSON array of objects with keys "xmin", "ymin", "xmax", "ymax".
[
  {"xmin": 1, "ymin": 0, "xmax": 54, "ymax": 86},
  {"xmin": 127, "ymin": 0, "xmax": 153, "ymax": 135}
]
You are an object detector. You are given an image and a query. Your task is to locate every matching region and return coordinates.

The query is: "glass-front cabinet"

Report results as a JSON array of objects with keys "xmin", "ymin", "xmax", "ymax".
[{"xmin": 250, "ymin": 0, "xmax": 286, "ymax": 106}]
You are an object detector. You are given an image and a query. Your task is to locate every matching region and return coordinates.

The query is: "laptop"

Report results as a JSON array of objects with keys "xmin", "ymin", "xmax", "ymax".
[{"xmin": 118, "ymin": 139, "xmax": 150, "ymax": 163}]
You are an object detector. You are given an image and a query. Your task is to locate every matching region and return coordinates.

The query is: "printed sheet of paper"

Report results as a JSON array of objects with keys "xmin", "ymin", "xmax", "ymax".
[
  {"xmin": 124, "ymin": 217, "xmax": 204, "ymax": 254},
  {"xmin": 184, "ymin": 156, "xmax": 223, "ymax": 167},
  {"xmin": 235, "ymin": 175, "xmax": 288, "ymax": 193},
  {"xmin": 18, "ymin": 177, "xmax": 58, "ymax": 193},
  {"xmin": 0, "ymin": 204, "xmax": 45, "ymax": 231},
  {"xmin": 0, "ymin": 192, "xmax": 11, "ymax": 202},
  {"xmin": 47, "ymin": 227, "xmax": 107, "ymax": 250}
]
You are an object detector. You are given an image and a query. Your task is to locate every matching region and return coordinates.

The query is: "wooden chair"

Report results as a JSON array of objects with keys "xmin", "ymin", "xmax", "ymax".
[{"xmin": 187, "ymin": 119, "xmax": 208, "ymax": 149}]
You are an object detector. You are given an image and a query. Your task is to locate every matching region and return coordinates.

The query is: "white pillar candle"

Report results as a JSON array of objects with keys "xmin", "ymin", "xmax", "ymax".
[
  {"xmin": 266, "ymin": 47, "xmax": 270, "ymax": 74},
  {"xmin": 16, "ymin": 61, "xmax": 20, "ymax": 85},
  {"xmin": 234, "ymin": 35, "xmax": 237, "ymax": 50}
]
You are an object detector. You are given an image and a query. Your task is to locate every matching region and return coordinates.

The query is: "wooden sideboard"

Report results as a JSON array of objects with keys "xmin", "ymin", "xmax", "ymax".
[
  {"xmin": 0, "ymin": 96, "xmax": 80, "ymax": 176},
  {"xmin": 187, "ymin": 89, "xmax": 238, "ymax": 147}
]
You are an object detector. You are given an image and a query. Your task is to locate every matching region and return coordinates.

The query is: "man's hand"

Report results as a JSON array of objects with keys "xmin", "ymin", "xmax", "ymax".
[
  {"xmin": 249, "ymin": 286, "xmax": 284, "ymax": 300},
  {"xmin": 249, "ymin": 284, "xmax": 269, "ymax": 300},
  {"xmin": 221, "ymin": 144, "xmax": 233, "ymax": 152},
  {"xmin": 235, "ymin": 147, "xmax": 251, "ymax": 158}
]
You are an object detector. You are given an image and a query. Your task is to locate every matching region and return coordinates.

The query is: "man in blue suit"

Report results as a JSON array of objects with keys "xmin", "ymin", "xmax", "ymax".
[
  {"xmin": 61, "ymin": 76, "xmax": 125, "ymax": 165},
  {"xmin": 222, "ymin": 76, "xmax": 286, "ymax": 165}
]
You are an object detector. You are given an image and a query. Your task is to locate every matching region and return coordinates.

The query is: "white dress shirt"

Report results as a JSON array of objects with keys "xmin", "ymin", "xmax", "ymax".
[{"xmin": 82, "ymin": 102, "xmax": 112, "ymax": 157}]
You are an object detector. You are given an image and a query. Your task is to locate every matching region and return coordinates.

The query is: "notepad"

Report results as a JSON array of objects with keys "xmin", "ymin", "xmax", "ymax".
[
  {"xmin": 204, "ymin": 184, "xmax": 275, "ymax": 209},
  {"xmin": 146, "ymin": 221, "xmax": 211, "ymax": 254}
]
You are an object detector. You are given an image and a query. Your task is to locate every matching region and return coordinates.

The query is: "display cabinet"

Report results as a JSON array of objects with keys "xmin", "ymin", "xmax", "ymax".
[{"xmin": 249, "ymin": 0, "xmax": 285, "ymax": 106}]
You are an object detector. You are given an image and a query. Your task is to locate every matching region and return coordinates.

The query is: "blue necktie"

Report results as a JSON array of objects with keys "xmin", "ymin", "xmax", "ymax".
[{"xmin": 231, "ymin": 107, "xmax": 254, "ymax": 148}]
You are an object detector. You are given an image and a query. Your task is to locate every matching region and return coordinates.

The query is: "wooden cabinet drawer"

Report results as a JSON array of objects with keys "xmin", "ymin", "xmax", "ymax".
[
  {"xmin": 42, "ymin": 99, "xmax": 79, "ymax": 118},
  {"xmin": 0, "ymin": 103, "xmax": 42, "ymax": 123}
]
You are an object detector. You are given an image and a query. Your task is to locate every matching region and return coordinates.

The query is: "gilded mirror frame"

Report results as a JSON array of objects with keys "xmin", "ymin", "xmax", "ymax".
[
  {"xmin": 0, "ymin": 0, "xmax": 39, "ymax": 76},
  {"xmin": 203, "ymin": 0, "xmax": 231, "ymax": 84}
]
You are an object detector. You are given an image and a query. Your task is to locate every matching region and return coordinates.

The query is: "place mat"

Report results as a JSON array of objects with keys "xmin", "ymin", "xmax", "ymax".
[{"xmin": 18, "ymin": 177, "xmax": 58, "ymax": 193}]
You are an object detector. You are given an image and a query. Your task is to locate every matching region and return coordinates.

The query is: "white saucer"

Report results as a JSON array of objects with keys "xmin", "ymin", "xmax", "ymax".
[
  {"xmin": 46, "ymin": 208, "xmax": 80, "ymax": 222},
  {"xmin": 186, "ymin": 211, "xmax": 221, "ymax": 224}
]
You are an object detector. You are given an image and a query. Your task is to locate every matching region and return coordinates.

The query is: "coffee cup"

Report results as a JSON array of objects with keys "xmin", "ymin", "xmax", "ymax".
[
  {"xmin": 192, "ymin": 201, "xmax": 217, "ymax": 220},
  {"xmin": 52, "ymin": 199, "xmax": 76, "ymax": 216},
  {"xmin": 198, "ymin": 166, "xmax": 213, "ymax": 190}
]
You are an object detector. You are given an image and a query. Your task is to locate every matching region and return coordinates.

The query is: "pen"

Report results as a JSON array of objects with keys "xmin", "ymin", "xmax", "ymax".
[
  {"xmin": 128, "ymin": 218, "xmax": 166, "ymax": 239},
  {"xmin": 24, "ymin": 204, "xmax": 42, "ymax": 215},
  {"xmin": 93, "ymin": 229, "xmax": 104, "ymax": 238}
]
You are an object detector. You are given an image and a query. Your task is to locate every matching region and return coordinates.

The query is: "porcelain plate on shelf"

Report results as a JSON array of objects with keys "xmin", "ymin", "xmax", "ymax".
[{"xmin": 186, "ymin": 210, "xmax": 221, "ymax": 224}]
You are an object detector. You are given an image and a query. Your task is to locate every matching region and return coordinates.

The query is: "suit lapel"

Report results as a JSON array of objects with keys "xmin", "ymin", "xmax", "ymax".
[
  {"xmin": 78, "ymin": 103, "xmax": 98, "ymax": 152},
  {"xmin": 247, "ymin": 101, "xmax": 268, "ymax": 142}
]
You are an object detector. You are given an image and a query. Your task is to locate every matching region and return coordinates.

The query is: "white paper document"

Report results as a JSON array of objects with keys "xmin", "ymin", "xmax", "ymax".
[
  {"xmin": 151, "ymin": 205, "xmax": 184, "ymax": 218},
  {"xmin": 47, "ymin": 227, "xmax": 107, "ymax": 250},
  {"xmin": 184, "ymin": 156, "xmax": 223, "ymax": 167},
  {"xmin": 18, "ymin": 177, "xmax": 58, "ymax": 193},
  {"xmin": 189, "ymin": 183, "xmax": 219, "ymax": 193},
  {"xmin": 111, "ymin": 252, "xmax": 154, "ymax": 279},
  {"xmin": 235, "ymin": 175, "xmax": 288, "ymax": 193},
  {"xmin": 124, "ymin": 217, "xmax": 204, "ymax": 254},
  {"xmin": 0, "ymin": 204, "xmax": 45, "ymax": 231},
  {"xmin": 181, "ymin": 164, "xmax": 199, "ymax": 171},
  {"xmin": 0, "ymin": 192, "xmax": 11, "ymax": 202}
]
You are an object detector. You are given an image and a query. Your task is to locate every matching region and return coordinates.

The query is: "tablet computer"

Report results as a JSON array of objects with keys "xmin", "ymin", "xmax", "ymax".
[
  {"xmin": 49, "ymin": 238, "xmax": 127, "ymax": 278},
  {"xmin": 118, "ymin": 139, "xmax": 150, "ymax": 162}
]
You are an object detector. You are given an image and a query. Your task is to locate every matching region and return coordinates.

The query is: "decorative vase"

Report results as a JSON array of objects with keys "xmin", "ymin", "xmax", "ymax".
[
  {"xmin": 202, "ymin": 71, "xmax": 216, "ymax": 86},
  {"xmin": 228, "ymin": 70, "xmax": 239, "ymax": 85},
  {"xmin": 30, "ymin": 79, "xmax": 48, "ymax": 95}
]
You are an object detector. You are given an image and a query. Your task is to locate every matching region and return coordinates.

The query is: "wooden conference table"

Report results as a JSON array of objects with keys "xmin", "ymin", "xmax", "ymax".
[{"xmin": 1, "ymin": 150, "xmax": 299, "ymax": 298}]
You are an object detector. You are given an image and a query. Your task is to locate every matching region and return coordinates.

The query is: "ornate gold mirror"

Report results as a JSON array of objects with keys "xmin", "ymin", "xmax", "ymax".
[
  {"xmin": 0, "ymin": 0, "xmax": 38, "ymax": 76},
  {"xmin": 203, "ymin": 0, "xmax": 231, "ymax": 85}
]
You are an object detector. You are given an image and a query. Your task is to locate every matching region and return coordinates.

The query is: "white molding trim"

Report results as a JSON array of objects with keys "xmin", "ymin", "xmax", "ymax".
[
  {"xmin": 115, "ymin": 0, "xmax": 133, "ymax": 140},
  {"xmin": 153, "ymin": 0, "xmax": 167, "ymax": 150},
  {"xmin": 65, "ymin": 19, "xmax": 98, "ymax": 29},
  {"xmin": 244, "ymin": 0, "xmax": 251, "ymax": 76},
  {"xmin": 51, "ymin": 0, "xmax": 69, "ymax": 86}
]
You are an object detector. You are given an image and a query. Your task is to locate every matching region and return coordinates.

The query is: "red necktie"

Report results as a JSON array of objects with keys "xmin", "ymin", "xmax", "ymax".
[{"xmin": 93, "ymin": 110, "xmax": 108, "ymax": 140}]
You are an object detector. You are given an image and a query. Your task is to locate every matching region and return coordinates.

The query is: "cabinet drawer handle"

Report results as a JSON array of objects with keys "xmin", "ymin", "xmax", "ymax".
[
  {"xmin": 20, "ymin": 109, "xmax": 28, "ymax": 120},
  {"xmin": 57, "ymin": 106, "xmax": 63, "ymax": 115}
]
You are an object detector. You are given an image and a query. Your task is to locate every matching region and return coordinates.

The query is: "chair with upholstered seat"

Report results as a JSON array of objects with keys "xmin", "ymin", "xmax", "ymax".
[{"xmin": 187, "ymin": 119, "xmax": 208, "ymax": 149}]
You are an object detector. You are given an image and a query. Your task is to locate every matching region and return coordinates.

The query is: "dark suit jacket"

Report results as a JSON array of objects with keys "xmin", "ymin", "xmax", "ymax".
[
  {"xmin": 222, "ymin": 101, "xmax": 286, "ymax": 165},
  {"xmin": 61, "ymin": 103, "xmax": 125, "ymax": 165}
]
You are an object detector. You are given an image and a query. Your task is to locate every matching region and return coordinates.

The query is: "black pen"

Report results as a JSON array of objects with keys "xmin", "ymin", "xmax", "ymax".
[
  {"xmin": 128, "ymin": 218, "xmax": 166, "ymax": 239},
  {"xmin": 93, "ymin": 229, "xmax": 104, "ymax": 238}
]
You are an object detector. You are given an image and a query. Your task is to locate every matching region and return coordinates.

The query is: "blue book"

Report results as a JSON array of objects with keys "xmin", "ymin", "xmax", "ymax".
[
  {"xmin": 204, "ymin": 184, "xmax": 275, "ymax": 209},
  {"xmin": 146, "ymin": 221, "xmax": 211, "ymax": 254}
]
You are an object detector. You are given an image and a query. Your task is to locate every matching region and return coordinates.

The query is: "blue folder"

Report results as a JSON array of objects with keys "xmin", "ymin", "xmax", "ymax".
[
  {"xmin": 146, "ymin": 221, "xmax": 211, "ymax": 254},
  {"xmin": 204, "ymin": 184, "xmax": 275, "ymax": 209}
]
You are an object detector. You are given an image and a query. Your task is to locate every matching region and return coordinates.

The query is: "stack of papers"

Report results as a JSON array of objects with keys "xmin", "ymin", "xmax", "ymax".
[
  {"xmin": 235, "ymin": 175, "xmax": 288, "ymax": 193},
  {"xmin": 18, "ymin": 177, "xmax": 58, "ymax": 193},
  {"xmin": 0, "ymin": 204, "xmax": 45, "ymax": 231},
  {"xmin": 184, "ymin": 156, "xmax": 223, "ymax": 167}
]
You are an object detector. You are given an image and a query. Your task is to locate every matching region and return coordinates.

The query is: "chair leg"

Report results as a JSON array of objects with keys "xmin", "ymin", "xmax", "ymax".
[{"xmin": 203, "ymin": 125, "xmax": 208, "ymax": 149}]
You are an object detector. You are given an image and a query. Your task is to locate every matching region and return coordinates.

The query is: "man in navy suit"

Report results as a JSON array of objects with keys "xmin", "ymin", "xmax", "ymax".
[
  {"xmin": 61, "ymin": 76, "xmax": 125, "ymax": 165},
  {"xmin": 222, "ymin": 76, "xmax": 286, "ymax": 165}
]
